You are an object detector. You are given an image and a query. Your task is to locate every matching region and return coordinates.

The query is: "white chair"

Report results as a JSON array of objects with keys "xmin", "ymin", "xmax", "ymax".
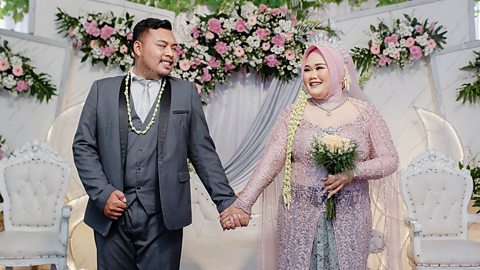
[
  {"xmin": 401, "ymin": 150, "xmax": 480, "ymax": 269},
  {"xmin": 0, "ymin": 142, "xmax": 71, "ymax": 270}
]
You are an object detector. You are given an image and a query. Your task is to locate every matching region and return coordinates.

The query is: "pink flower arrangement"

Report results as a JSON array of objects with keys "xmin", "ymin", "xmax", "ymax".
[
  {"xmin": 0, "ymin": 39, "xmax": 57, "ymax": 102},
  {"xmin": 352, "ymin": 14, "xmax": 447, "ymax": 78},
  {"xmin": 174, "ymin": 2, "xmax": 319, "ymax": 94},
  {"xmin": 55, "ymin": 9, "xmax": 135, "ymax": 72}
]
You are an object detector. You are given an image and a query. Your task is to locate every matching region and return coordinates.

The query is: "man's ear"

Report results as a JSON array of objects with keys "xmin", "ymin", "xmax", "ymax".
[{"xmin": 133, "ymin": 40, "xmax": 142, "ymax": 57}]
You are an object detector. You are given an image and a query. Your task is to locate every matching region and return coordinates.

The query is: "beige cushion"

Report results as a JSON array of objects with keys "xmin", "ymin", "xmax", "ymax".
[
  {"xmin": 0, "ymin": 231, "xmax": 65, "ymax": 258},
  {"xmin": 416, "ymin": 239, "xmax": 480, "ymax": 265}
]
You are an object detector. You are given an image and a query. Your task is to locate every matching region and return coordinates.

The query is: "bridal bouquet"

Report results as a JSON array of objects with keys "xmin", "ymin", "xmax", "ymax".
[{"xmin": 311, "ymin": 134, "xmax": 357, "ymax": 220}]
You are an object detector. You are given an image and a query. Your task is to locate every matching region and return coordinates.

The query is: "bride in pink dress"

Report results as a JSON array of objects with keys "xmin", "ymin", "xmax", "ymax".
[{"xmin": 221, "ymin": 42, "xmax": 399, "ymax": 269}]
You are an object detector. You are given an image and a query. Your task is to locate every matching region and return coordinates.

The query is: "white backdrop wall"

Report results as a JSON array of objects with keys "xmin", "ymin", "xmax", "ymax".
[{"xmin": 0, "ymin": 29, "xmax": 70, "ymax": 150}]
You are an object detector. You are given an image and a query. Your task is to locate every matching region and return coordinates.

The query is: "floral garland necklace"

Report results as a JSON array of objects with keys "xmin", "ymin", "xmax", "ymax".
[
  {"xmin": 124, "ymin": 72, "xmax": 166, "ymax": 135},
  {"xmin": 283, "ymin": 88, "xmax": 308, "ymax": 209}
]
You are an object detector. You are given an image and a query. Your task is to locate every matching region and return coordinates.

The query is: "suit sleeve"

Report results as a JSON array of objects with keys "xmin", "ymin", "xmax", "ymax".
[
  {"xmin": 72, "ymin": 81, "xmax": 116, "ymax": 212},
  {"xmin": 187, "ymin": 83, "xmax": 236, "ymax": 213}
]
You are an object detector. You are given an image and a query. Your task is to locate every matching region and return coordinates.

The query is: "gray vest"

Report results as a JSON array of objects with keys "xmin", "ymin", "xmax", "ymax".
[{"xmin": 124, "ymin": 93, "xmax": 161, "ymax": 215}]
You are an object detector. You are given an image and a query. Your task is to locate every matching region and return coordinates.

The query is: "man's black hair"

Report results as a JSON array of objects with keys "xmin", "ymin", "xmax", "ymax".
[{"xmin": 132, "ymin": 18, "xmax": 173, "ymax": 42}]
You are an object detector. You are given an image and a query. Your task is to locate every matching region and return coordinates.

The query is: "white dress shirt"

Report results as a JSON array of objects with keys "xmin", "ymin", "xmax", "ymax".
[{"xmin": 130, "ymin": 68, "xmax": 161, "ymax": 123}]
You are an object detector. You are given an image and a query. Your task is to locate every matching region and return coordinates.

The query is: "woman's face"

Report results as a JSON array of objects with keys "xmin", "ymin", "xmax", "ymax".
[{"xmin": 303, "ymin": 51, "xmax": 330, "ymax": 100}]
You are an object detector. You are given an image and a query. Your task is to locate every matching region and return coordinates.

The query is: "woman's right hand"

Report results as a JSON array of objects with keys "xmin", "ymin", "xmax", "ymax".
[{"xmin": 219, "ymin": 204, "xmax": 251, "ymax": 230}]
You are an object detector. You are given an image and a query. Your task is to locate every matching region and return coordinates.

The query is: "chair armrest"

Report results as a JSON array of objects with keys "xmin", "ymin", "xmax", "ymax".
[
  {"xmin": 60, "ymin": 205, "xmax": 72, "ymax": 246},
  {"xmin": 407, "ymin": 220, "xmax": 422, "ymax": 259},
  {"xmin": 468, "ymin": 214, "xmax": 480, "ymax": 224}
]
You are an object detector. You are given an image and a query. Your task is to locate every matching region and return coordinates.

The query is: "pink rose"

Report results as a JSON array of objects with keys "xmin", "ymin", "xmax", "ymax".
[
  {"xmin": 205, "ymin": 31, "xmax": 215, "ymax": 40},
  {"xmin": 207, "ymin": 18, "xmax": 222, "ymax": 35},
  {"xmin": 270, "ymin": 8, "xmax": 280, "ymax": 16},
  {"xmin": 191, "ymin": 27, "xmax": 200, "ymax": 38},
  {"xmin": 428, "ymin": 22, "xmax": 436, "ymax": 31},
  {"xmin": 235, "ymin": 18, "xmax": 247, "ymax": 33},
  {"xmin": 409, "ymin": 45, "xmax": 422, "ymax": 61},
  {"xmin": 119, "ymin": 44, "xmax": 129, "ymax": 54},
  {"xmin": 427, "ymin": 39, "xmax": 437, "ymax": 49},
  {"xmin": 384, "ymin": 34, "xmax": 399, "ymax": 45},
  {"xmin": 257, "ymin": 4, "xmax": 268, "ymax": 13},
  {"xmin": 100, "ymin": 45, "xmax": 114, "ymax": 57},
  {"xmin": 12, "ymin": 65, "xmax": 24, "ymax": 77},
  {"xmin": 262, "ymin": 42, "xmax": 271, "ymax": 51},
  {"xmin": 256, "ymin": 28, "xmax": 270, "ymax": 41},
  {"xmin": 214, "ymin": 41, "xmax": 228, "ymax": 55},
  {"xmin": 190, "ymin": 39, "xmax": 199, "ymax": 46},
  {"xmin": 0, "ymin": 59, "xmax": 10, "ymax": 71},
  {"xmin": 279, "ymin": 6, "xmax": 289, "ymax": 14},
  {"xmin": 378, "ymin": 54, "xmax": 392, "ymax": 66},
  {"xmin": 272, "ymin": 35, "xmax": 286, "ymax": 47},
  {"xmin": 284, "ymin": 50, "xmax": 295, "ymax": 61},
  {"xmin": 176, "ymin": 47, "xmax": 186, "ymax": 56},
  {"xmin": 191, "ymin": 58, "xmax": 202, "ymax": 69},
  {"xmin": 234, "ymin": 47, "xmax": 245, "ymax": 57},
  {"xmin": 85, "ymin": 21, "xmax": 100, "ymax": 37},
  {"xmin": 264, "ymin": 54, "xmax": 279, "ymax": 67},
  {"xmin": 370, "ymin": 44, "xmax": 380, "ymax": 54},
  {"xmin": 405, "ymin": 37, "xmax": 415, "ymax": 48},
  {"xmin": 202, "ymin": 68, "xmax": 212, "ymax": 82},
  {"xmin": 126, "ymin": 33, "xmax": 133, "ymax": 41},
  {"xmin": 208, "ymin": 56, "xmax": 220, "ymax": 68},
  {"xmin": 224, "ymin": 63, "xmax": 236, "ymax": 71},
  {"xmin": 416, "ymin": 26, "xmax": 424, "ymax": 34},
  {"xmin": 179, "ymin": 59, "xmax": 191, "ymax": 71},
  {"xmin": 16, "ymin": 80, "xmax": 29, "ymax": 92},
  {"xmin": 285, "ymin": 33, "xmax": 293, "ymax": 42},
  {"xmin": 100, "ymin": 26, "xmax": 115, "ymax": 40},
  {"xmin": 247, "ymin": 17, "xmax": 257, "ymax": 26}
]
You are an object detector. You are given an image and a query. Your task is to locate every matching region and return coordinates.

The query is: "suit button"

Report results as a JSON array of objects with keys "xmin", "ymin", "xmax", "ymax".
[{"xmin": 136, "ymin": 186, "xmax": 141, "ymax": 190}]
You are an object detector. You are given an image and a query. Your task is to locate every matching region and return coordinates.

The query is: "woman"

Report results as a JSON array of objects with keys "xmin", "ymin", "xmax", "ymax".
[{"xmin": 221, "ymin": 42, "xmax": 399, "ymax": 269}]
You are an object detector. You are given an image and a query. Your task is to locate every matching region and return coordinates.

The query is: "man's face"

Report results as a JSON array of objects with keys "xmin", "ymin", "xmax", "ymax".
[{"xmin": 133, "ymin": 28, "xmax": 178, "ymax": 79}]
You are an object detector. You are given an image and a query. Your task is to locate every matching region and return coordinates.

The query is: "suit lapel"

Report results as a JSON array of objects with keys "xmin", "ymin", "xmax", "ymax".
[
  {"xmin": 119, "ymin": 75, "xmax": 128, "ymax": 174},
  {"xmin": 157, "ymin": 77, "xmax": 172, "ymax": 160}
]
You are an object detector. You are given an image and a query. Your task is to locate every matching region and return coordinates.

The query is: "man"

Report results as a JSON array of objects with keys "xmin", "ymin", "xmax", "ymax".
[{"xmin": 73, "ymin": 18, "xmax": 242, "ymax": 269}]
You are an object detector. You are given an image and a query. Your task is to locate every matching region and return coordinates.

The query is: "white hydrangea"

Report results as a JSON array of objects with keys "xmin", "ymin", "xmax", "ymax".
[
  {"xmin": 415, "ymin": 34, "xmax": 428, "ymax": 47},
  {"xmin": 107, "ymin": 38, "xmax": 120, "ymax": 50},
  {"xmin": 273, "ymin": 26, "xmax": 283, "ymax": 34},
  {"xmin": 245, "ymin": 46, "xmax": 253, "ymax": 53},
  {"xmin": 115, "ymin": 23, "xmax": 127, "ymax": 36},
  {"xmin": 99, "ymin": 12, "xmax": 113, "ymax": 24},
  {"xmin": 271, "ymin": 45, "xmax": 285, "ymax": 54},
  {"xmin": 10, "ymin": 56, "xmax": 22, "ymax": 66},
  {"xmin": 3, "ymin": 74, "xmax": 16, "ymax": 89},
  {"xmin": 223, "ymin": 18, "xmax": 235, "ymax": 31},
  {"xmin": 398, "ymin": 23, "xmax": 412, "ymax": 37},
  {"xmin": 240, "ymin": 2, "xmax": 257, "ymax": 18},
  {"xmin": 0, "ymin": 52, "xmax": 6, "ymax": 60},
  {"xmin": 423, "ymin": 46, "xmax": 434, "ymax": 56},
  {"xmin": 279, "ymin": 19, "xmax": 292, "ymax": 32},
  {"xmin": 91, "ymin": 47, "xmax": 103, "ymax": 59},
  {"xmin": 372, "ymin": 33, "xmax": 383, "ymax": 45}
]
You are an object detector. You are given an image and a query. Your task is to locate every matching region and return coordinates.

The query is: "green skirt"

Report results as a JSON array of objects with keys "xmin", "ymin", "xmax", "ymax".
[{"xmin": 310, "ymin": 212, "xmax": 340, "ymax": 270}]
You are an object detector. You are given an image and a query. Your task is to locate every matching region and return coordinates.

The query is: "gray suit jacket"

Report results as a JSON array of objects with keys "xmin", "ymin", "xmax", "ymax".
[{"xmin": 73, "ymin": 75, "xmax": 236, "ymax": 236}]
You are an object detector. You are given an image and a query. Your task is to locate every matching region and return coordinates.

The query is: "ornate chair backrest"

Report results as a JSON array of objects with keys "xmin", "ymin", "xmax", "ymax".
[
  {"xmin": 401, "ymin": 150, "xmax": 472, "ymax": 239},
  {"xmin": 0, "ymin": 142, "xmax": 69, "ymax": 232}
]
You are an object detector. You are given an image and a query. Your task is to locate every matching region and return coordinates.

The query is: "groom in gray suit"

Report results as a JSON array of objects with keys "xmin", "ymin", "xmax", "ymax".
[{"xmin": 73, "ymin": 18, "xmax": 241, "ymax": 269}]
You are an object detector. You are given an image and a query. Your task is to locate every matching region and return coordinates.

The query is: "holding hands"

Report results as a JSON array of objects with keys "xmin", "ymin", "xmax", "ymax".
[{"xmin": 219, "ymin": 204, "xmax": 251, "ymax": 230}]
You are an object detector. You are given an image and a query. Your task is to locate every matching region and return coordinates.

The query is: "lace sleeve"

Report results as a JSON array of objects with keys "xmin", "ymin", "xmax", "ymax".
[
  {"xmin": 233, "ymin": 108, "xmax": 292, "ymax": 214},
  {"xmin": 354, "ymin": 103, "xmax": 399, "ymax": 181}
]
